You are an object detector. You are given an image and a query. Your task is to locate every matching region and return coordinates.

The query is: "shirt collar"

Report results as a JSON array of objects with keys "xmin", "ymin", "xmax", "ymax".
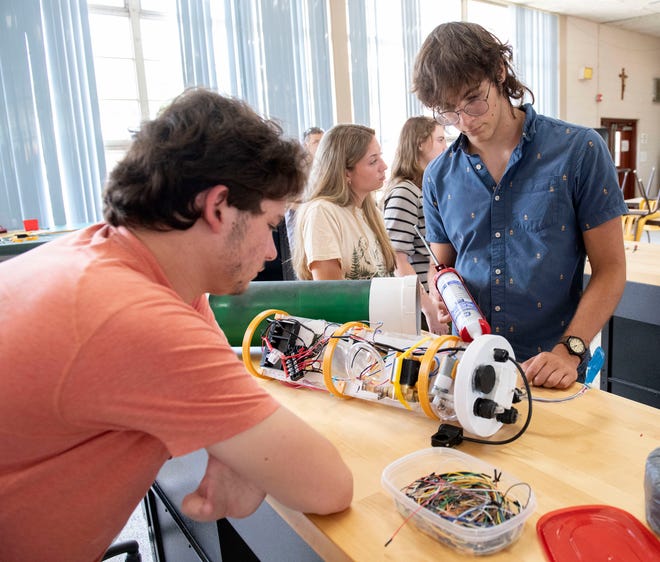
[{"xmin": 520, "ymin": 103, "xmax": 536, "ymax": 144}]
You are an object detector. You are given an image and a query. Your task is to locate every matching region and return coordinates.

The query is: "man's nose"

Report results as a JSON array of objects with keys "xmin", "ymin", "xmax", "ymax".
[{"xmin": 265, "ymin": 232, "xmax": 278, "ymax": 261}]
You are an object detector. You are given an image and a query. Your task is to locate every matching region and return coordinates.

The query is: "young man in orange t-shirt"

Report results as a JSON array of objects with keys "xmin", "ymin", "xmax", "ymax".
[{"xmin": 0, "ymin": 89, "xmax": 352, "ymax": 562}]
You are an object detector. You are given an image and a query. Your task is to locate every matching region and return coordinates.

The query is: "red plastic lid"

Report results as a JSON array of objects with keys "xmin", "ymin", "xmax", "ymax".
[{"xmin": 537, "ymin": 505, "xmax": 660, "ymax": 561}]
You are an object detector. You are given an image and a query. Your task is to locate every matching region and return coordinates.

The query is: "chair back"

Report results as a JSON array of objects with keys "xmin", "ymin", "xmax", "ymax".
[{"xmin": 646, "ymin": 167, "xmax": 656, "ymax": 199}]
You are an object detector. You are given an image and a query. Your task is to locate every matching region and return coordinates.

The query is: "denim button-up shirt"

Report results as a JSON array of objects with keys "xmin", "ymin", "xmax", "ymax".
[{"xmin": 423, "ymin": 104, "xmax": 628, "ymax": 361}]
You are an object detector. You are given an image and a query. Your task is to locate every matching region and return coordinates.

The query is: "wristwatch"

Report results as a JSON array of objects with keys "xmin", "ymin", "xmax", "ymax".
[
  {"xmin": 558, "ymin": 336, "xmax": 591, "ymax": 381},
  {"xmin": 559, "ymin": 335, "xmax": 587, "ymax": 359}
]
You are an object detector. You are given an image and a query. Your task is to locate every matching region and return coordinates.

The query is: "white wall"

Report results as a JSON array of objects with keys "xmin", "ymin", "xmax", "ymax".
[{"xmin": 560, "ymin": 16, "xmax": 660, "ymax": 196}]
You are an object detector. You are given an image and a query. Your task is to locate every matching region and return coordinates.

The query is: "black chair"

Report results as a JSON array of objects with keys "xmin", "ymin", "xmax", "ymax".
[
  {"xmin": 253, "ymin": 221, "xmax": 295, "ymax": 281},
  {"xmin": 102, "ymin": 540, "xmax": 142, "ymax": 561}
]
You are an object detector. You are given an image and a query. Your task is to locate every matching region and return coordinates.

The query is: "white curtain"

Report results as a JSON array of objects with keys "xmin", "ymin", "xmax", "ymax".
[
  {"xmin": 218, "ymin": 0, "xmax": 335, "ymax": 138},
  {"xmin": 514, "ymin": 6, "xmax": 559, "ymax": 117},
  {"xmin": 177, "ymin": 0, "xmax": 218, "ymax": 89},
  {"xmin": 0, "ymin": 0, "xmax": 105, "ymax": 230}
]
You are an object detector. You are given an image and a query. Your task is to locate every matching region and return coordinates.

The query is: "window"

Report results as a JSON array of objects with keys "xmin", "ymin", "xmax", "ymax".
[
  {"xmin": 347, "ymin": 0, "xmax": 557, "ymax": 162},
  {"xmin": 88, "ymin": 0, "xmax": 184, "ymax": 173},
  {"xmin": 0, "ymin": 0, "xmax": 106, "ymax": 230},
  {"xmin": 0, "ymin": 0, "xmax": 559, "ymax": 232},
  {"xmin": 209, "ymin": 0, "xmax": 335, "ymax": 139}
]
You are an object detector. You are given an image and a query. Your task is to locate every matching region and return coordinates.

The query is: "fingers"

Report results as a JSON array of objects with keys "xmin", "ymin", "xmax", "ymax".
[
  {"xmin": 423, "ymin": 311, "xmax": 450, "ymax": 335},
  {"xmin": 522, "ymin": 352, "xmax": 578, "ymax": 389},
  {"xmin": 181, "ymin": 456, "xmax": 267, "ymax": 522},
  {"xmin": 181, "ymin": 490, "xmax": 215, "ymax": 522}
]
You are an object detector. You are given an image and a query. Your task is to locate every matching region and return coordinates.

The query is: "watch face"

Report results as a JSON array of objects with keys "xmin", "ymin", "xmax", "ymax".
[{"xmin": 568, "ymin": 337, "xmax": 586, "ymax": 354}]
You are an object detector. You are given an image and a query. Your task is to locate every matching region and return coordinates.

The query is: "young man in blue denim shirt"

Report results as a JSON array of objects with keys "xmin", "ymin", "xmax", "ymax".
[{"xmin": 412, "ymin": 22, "xmax": 628, "ymax": 389}]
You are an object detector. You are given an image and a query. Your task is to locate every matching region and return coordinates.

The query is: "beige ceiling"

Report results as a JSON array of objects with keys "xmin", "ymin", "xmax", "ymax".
[{"xmin": 508, "ymin": 0, "xmax": 660, "ymax": 37}]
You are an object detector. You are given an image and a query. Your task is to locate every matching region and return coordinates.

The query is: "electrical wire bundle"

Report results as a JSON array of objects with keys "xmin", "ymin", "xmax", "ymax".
[
  {"xmin": 261, "ymin": 318, "xmax": 329, "ymax": 380},
  {"xmin": 400, "ymin": 471, "xmax": 525, "ymax": 528}
]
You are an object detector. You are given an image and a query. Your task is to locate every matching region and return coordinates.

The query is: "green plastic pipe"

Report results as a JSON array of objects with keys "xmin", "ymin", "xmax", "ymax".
[
  {"xmin": 210, "ymin": 280, "xmax": 371, "ymax": 346},
  {"xmin": 209, "ymin": 277, "xmax": 420, "ymax": 346}
]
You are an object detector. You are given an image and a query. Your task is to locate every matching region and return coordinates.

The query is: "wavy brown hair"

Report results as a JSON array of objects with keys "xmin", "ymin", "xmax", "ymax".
[
  {"xmin": 412, "ymin": 21, "xmax": 534, "ymax": 112},
  {"xmin": 103, "ymin": 88, "xmax": 306, "ymax": 230}
]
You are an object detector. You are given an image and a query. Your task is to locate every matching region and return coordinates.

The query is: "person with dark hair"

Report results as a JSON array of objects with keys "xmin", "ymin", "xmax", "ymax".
[
  {"xmin": 382, "ymin": 116, "xmax": 447, "ymax": 333},
  {"xmin": 0, "ymin": 88, "xmax": 352, "ymax": 562},
  {"xmin": 302, "ymin": 126, "xmax": 325, "ymax": 161},
  {"xmin": 413, "ymin": 22, "xmax": 628, "ymax": 389}
]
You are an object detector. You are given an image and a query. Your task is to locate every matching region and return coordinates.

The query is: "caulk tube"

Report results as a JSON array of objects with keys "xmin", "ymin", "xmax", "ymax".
[
  {"xmin": 433, "ymin": 266, "xmax": 491, "ymax": 342},
  {"xmin": 412, "ymin": 225, "xmax": 491, "ymax": 342}
]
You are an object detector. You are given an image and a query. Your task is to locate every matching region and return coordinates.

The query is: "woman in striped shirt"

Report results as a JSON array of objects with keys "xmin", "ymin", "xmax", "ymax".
[{"xmin": 382, "ymin": 116, "xmax": 447, "ymax": 332}]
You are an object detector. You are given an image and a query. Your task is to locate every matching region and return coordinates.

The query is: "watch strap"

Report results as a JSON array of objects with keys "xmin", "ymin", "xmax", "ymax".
[{"xmin": 576, "ymin": 347, "xmax": 592, "ymax": 382}]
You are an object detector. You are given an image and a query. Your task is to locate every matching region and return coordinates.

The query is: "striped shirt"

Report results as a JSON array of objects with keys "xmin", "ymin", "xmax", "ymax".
[{"xmin": 383, "ymin": 179, "xmax": 430, "ymax": 290}]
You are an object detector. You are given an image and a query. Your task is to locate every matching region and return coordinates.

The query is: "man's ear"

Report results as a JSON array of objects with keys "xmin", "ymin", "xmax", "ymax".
[
  {"xmin": 199, "ymin": 185, "xmax": 229, "ymax": 232},
  {"xmin": 498, "ymin": 63, "xmax": 506, "ymax": 84}
]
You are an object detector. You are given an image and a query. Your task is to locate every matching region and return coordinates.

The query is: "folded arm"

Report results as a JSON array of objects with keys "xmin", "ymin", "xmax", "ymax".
[{"xmin": 182, "ymin": 406, "xmax": 353, "ymax": 521}]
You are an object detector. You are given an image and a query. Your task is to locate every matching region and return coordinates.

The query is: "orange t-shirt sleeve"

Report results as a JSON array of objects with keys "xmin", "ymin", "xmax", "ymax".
[{"xmin": 58, "ymin": 294, "xmax": 278, "ymax": 457}]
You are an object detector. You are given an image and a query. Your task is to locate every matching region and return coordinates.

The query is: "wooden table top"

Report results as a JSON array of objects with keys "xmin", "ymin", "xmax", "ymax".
[
  {"xmin": 0, "ymin": 227, "xmax": 82, "ymax": 258},
  {"xmin": 622, "ymin": 242, "xmax": 660, "ymax": 286},
  {"xmin": 258, "ymin": 376, "xmax": 660, "ymax": 561},
  {"xmin": 585, "ymin": 242, "xmax": 660, "ymax": 287}
]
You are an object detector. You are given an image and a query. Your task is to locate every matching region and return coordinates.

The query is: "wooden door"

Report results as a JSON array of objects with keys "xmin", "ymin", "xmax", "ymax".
[{"xmin": 601, "ymin": 118, "xmax": 638, "ymax": 198}]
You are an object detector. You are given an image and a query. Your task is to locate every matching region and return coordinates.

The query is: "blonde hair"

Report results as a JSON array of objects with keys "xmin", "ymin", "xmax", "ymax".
[
  {"xmin": 293, "ymin": 124, "xmax": 396, "ymax": 279},
  {"xmin": 381, "ymin": 116, "xmax": 437, "ymax": 206}
]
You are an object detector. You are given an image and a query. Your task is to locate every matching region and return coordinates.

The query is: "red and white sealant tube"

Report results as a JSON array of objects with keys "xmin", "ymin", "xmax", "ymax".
[
  {"xmin": 413, "ymin": 226, "xmax": 491, "ymax": 342},
  {"xmin": 433, "ymin": 266, "xmax": 491, "ymax": 342}
]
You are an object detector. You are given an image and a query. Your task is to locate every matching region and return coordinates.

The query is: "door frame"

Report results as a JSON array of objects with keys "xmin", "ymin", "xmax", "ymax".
[{"xmin": 601, "ymin": 118, "xmax": 638, "ymax": 198}]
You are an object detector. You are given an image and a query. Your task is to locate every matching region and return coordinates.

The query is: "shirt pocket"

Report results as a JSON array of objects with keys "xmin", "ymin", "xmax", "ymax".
[{"xmin": 509, "ymin": 176, "xmax": 560, "ymax": 232}]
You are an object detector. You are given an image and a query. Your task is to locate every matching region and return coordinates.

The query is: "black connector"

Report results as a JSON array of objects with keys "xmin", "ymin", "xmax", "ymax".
[
  {"xmin": 474, "ymin": 397, "xmax": 498, "ymax": 419},
  {"xmin": 473, "ymin": 364, "xmax": 496, "ymax": 393},
  {"xmin": 399, "ymin": 358, "xmax": 420, "ymax": 386},
  {"xmin": 431, "ymin": 424, "xmax": 464, "ymax": 447},
  {"xmin": 496, "ymin": 407, "xmax": 519, "ymax": 424},
  {"xmin": 493, "ymin": 348, "xmax": 509, "ymax": 362}
]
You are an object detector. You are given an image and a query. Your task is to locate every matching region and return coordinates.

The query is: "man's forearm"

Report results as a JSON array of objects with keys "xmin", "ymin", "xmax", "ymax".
[{"xmin": 562, "ymin": 265, "xmax": 626, "ymax": 345}]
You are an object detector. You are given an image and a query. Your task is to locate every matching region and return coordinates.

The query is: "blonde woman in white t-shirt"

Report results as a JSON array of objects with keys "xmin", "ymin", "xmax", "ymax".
[{"xmin": 293, "ymin": 124, "xmax": 396, "ymax": 280}]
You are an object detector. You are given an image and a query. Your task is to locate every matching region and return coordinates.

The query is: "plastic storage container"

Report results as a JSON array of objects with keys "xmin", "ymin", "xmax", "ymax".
[{"xmin": 381, "ymin": 448, "xmax": 536, "ymax": 555}]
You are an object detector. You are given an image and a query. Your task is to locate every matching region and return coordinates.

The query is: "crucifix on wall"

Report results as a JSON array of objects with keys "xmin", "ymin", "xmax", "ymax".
[{"xmin": 618, "ymin": 67, "xmax": 628, "ymax": 100}]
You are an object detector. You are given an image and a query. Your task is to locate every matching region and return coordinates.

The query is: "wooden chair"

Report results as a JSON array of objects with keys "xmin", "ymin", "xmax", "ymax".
[
  {"xmin": 622, "ymin": 168, "xmax": 657, "ymax": 241},
  {"xmin": 634, "ymin": 211, "xmax": 660, "ymax": 242}
]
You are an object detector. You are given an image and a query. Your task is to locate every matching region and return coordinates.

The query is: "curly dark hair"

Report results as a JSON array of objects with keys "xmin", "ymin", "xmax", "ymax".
[
  {"xmin": 103, "ymin": 88, "xmax": 307, "ymax": 230},
  {"xmin": 412, "ymin": 22, "xmax": 534, "ymax": 112}
]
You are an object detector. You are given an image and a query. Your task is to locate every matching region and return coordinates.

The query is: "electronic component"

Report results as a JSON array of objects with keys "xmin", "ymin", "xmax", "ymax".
[
  {"xmin": 243, "ymin": 310, "xmax": 527, "ymax": 440},
  {"xmin": 10, "ymin": 233, "xmax": 39, "ymax": 242}
]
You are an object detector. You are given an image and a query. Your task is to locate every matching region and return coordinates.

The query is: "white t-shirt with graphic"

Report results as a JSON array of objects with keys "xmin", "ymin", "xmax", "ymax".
[{"xmin": 299, "ymin": 198, "xmax": 389, "ymax": 279}]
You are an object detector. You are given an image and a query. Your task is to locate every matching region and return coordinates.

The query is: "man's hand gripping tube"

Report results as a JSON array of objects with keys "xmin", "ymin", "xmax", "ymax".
[
  {"xmin": 412, "ymin": 225, "xmax": 491, "ymax": 342},
  {"xmin": 433, "ymin": 266, "xmax": 491, "ymax": 342}
]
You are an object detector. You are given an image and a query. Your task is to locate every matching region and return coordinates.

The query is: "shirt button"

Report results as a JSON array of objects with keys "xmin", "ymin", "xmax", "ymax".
[
  {"xmin": 495, "ymin": 305, "xmax": 501, "ymax": 312},
  {"xmin": 494, "ymin": 195, "xmax": 500, "ymax": 201},
  {"xmin": 495, "ymin": 232, "xmax": 501, "ymax": 238},
  {"xmin": 476, "ymin": 164, "xmax": 482, "ymax": 170},
  {"xmin": 495, "ymin": 268, "xmax": 501, "ymax": 275}
]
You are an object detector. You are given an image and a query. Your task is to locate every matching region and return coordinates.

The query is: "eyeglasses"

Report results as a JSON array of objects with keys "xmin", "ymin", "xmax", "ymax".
[{"xmin": 433, "ymin": 83, "xmax": 492, "ymax": 126}]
